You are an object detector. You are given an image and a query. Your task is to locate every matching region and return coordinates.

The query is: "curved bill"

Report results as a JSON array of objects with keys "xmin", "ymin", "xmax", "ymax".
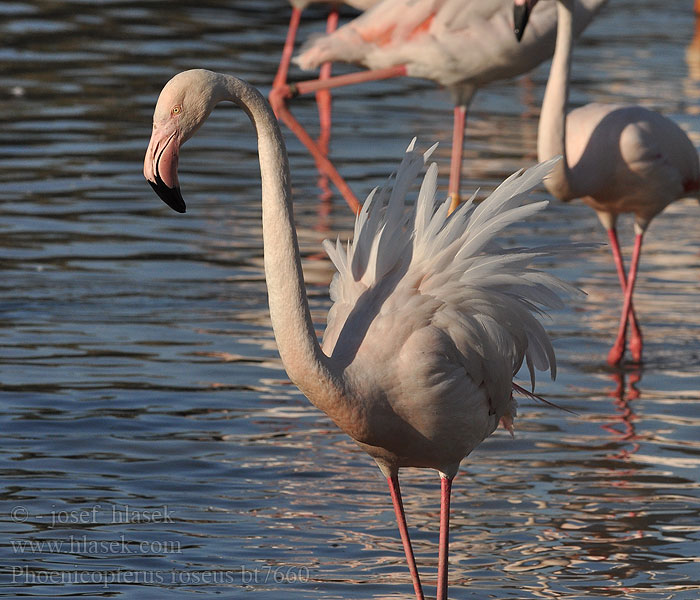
[
  {"xmin": 513, "ymin": 0, "xmax": 532, "ymax": 42},
  {"xmin": 148, "ymin": 175, "xmax": 186, "ymax": 214},
  {"xmin": 144, "ymin": 124, "xmax": 187, "ymax": 213}
]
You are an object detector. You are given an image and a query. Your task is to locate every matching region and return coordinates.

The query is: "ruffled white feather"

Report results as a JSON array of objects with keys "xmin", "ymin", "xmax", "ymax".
[{"xmin": 323, "ymin": 141, "xmax": 575, "ymax": 401}]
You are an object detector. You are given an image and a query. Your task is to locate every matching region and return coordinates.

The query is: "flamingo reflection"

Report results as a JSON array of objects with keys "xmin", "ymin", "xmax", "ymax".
[{"xmin": 601, "ymin": 368, "xmax": 642, "ymax": 461}]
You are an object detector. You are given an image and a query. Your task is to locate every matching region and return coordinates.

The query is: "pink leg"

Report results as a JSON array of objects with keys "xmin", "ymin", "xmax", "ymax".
[
  {"xmin": 608, "ymin": 233, "xmax": 644, "ymax": 366},
  {"xmin": 315, "ymin": 8, "xmax": 340, "ymax": 201},
  {"xmin": 436, "ymin": 476, "xmax": 453, "ymax": 600},
  {"xmin": 273, "ymin": 7, "xmax": 302, "ymax": 91},
  {"xmin": 387, "ymin": 475, "xmax": 425, "ymax": 600},
  {"xmin": 607, "ymin": 229, "xmax": 643, "ymax": 362},
  {"xmin": 316, "ymin": 7, "xmax": 339, "ymax": 154},
  {"xmin": 270, "ymin": 88, "xmax": 361, "ymax": 213},
  {"xmin": 282, "ymin": 64, "xmax": 407, "ymax": 98},
  {"xmin": 270, "ymin": 65, "xmax": 407, "ymax": 214},
  {"xmin": 448, "ymin": 105, "xmax": 467, "ymax": 214}
]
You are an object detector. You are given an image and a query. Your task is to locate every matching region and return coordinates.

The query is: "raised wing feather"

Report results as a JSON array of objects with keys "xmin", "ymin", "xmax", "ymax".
[{"xmin": 323, "ymin": 143, "xmax": 577, "ymax": 415}]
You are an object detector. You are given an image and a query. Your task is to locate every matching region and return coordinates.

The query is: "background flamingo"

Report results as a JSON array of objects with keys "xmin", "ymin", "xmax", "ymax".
[
  {"xmin": 270, "ymin": 0, "xmax": 607, "ymax": 214},
  {"xmin": 515, "ymin": 0, "xmax": 700, "ymax": 365},
  {"xmin": 144, "ymin": 69, "xmax": 576, "ymax": 600}
]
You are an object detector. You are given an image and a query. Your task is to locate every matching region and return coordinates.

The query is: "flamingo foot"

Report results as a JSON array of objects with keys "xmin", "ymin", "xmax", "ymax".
[
  {"xmin": 447, "ymin": 193, "xmax": 460, "ymax": 215},
  {"xmin": 628, "ymin": 332, "xmax": 643, "ymax": 364},
  {"xmin": 607, "ymin": 340, "xmax": 626, "ymax": 366}
]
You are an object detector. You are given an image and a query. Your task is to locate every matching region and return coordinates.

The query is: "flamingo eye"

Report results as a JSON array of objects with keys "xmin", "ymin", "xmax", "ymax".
[{"xmin": 172, "ymin": 105, "xmax": 182, "ymax": 116}]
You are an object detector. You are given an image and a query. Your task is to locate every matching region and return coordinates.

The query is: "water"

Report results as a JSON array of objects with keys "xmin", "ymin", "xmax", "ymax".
[{"xmin": 1, "ymin": 1, "xmax": 699, "ymax": 598}]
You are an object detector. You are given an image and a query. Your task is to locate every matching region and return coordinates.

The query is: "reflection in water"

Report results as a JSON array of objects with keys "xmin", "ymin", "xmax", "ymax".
[
  {"xmin": 496, "ymin": 371, "xmax": 688, "ymax": 598},
  {"xmin": 602, "ymin": 368, "xmax": 641, "ymax": 461},
  {"xmin": 0, "ymin": 1, "xmax": 699, "ymax": 599}
]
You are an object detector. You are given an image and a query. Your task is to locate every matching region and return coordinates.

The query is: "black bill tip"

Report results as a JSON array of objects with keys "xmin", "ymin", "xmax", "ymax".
[
  {"xmin": 148, "ymin": 176, "xmax": 186, "ymax": 213},
  {"xmin": 513, "ymin": 4, "xmax": 531, "ymax": 42}
]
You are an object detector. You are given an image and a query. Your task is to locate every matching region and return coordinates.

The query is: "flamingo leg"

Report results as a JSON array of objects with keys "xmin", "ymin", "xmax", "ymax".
[
  {"xmin": 606, "ymin": 228, "xmax": 643, "ymax": 362},
  {"xmin": 282, "ymin": 65, "xmax": 408, "ymax": 98},
  {"xmin": 270, "ymin": 65, "xmax": 406, "ymax": 213},
  {"xmin": 387, "ymin": 475, "xmax": 425, "ymax": 600},
  {"xmin": 269, "ymin": 89, "xmax": 362, "ymax": 213},
  {"xmin": 273, "ymin": 7, "xmax": 302, "ymax": 91},
  {"xmin": 315, "ymin": 7, "xmax": 340, "ymax": 201},
  {"xmin": 448, "ymin": 105, "xmax": 466, "ymax": 214},
  {"xmin": 316, "ymin": 7, "xmax": 339, "ymax": 154},
  {"xmin": 436, "ymin": 475, "xmax": 453, "ymax": 600},
  {"xmin": 607, "ymin": 233, "xmax": 643, "ymax": 366}
]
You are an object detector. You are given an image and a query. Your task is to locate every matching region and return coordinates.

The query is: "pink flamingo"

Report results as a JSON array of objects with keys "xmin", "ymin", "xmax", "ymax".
[
  {"xmin": 144, "ymin": 69, "xmax": 576, "ymax": 600},
  {"xmin": 515, "ymin": 0, "xmax": 700, "ymax": 365},
  {"xmin": 270, "ymin": 0, "xmax": 606, "ymax": 214}
]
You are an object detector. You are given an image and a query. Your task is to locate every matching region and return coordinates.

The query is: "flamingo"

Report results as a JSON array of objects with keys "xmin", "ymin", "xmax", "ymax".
[
  {"xmin": 270, "ymin": 0, "xmax": 607, "ymax": 214},
  {"xmin": 514, "ymin": 0, "xmax": 700, "ymax": 366},
  {"xmin": 144, "ymin": 68, "xmax": 576, "ymax": 600}
]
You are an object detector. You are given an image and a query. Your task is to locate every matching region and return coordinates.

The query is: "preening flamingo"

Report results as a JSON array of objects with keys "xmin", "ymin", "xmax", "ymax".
[
  {"xmin": 515, "ymin": 0, "xmax": 700, "ymax": 365},
  {"xmin": 271, "ymin": 0, "xmax": 607, "ymax": 214},
  {"xmin": 144, "ymin": 68, "xmax": 576, "ymax": 600}
]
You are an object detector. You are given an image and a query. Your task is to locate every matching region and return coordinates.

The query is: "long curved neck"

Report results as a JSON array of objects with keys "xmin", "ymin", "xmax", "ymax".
[
  {"xmin": 217, "ymin": 75, "xmax": 345, "ymax": 412},
  {"xmin": 538, "ymin": 0, "xmax": 576, "ymax": 200}
]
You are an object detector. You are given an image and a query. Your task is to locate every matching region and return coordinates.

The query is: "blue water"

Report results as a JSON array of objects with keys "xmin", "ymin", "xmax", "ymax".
[{"xmin": 1, "ymin": 1, "xmax": 699, "ymax": 598}]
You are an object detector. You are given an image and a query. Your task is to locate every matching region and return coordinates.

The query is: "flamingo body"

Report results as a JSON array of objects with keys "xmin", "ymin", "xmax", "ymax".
[
  {"xmin": 553, "ymin": 103, "xmax": 699, "ymax": 228},
  {"xmin": 295, "ymin": 0, "xmax": 607, "ymax": 104},
  {"xmin": 144, "ymin": 68, "xmax": 575, "ymax": 598},
  {"xmin": 319, "ymin": 150, "xmax": 567, "ymax": 475},
  {"xmin": 520, "ymin": 0, "xmax": 700, "ymax": 364}
]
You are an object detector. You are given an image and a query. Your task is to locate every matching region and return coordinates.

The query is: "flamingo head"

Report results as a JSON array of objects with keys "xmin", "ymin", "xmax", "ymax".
[
  {"xmin": 144, "ymin": 69, "xmax": 221, "ymax": 213},
  {"xmin": 513, "ymin": 0, "xmax": 538, "ymax": 42}
]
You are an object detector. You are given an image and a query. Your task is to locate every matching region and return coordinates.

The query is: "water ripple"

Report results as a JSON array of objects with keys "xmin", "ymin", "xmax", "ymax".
[{"xmin": 1, "ymin": 1, "xmax": 699, "ymax": 598}]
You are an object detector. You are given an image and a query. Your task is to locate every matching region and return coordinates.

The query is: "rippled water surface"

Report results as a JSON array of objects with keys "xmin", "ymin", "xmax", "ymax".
[{"xmin": 1, "ymin": 1, "xmax": 699, "ymax": 598}]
